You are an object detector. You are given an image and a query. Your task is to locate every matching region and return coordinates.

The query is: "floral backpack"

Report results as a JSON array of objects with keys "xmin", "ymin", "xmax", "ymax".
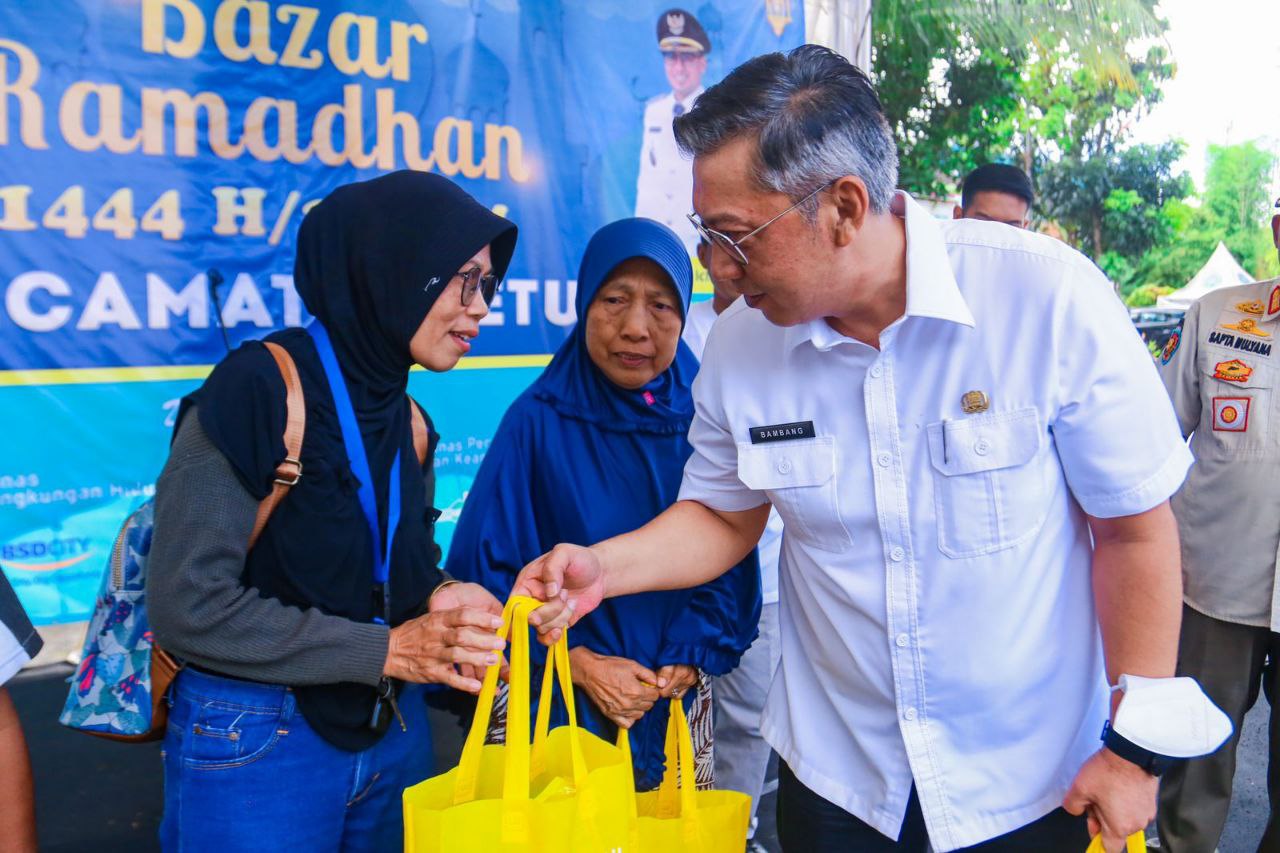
[
  {"xmin": 58, "ymin": 342, "xmax": 307, "ymax": 741},
  {"xmin": 59, "ymin": 342, "xmax": 431, "ymax": 741}
]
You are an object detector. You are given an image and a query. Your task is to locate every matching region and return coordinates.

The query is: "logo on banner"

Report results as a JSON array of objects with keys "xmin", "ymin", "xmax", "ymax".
[
  {"xmin": 0, "ymin": 538, "xmax": 95, "ymax": 572},
  {"xmin": 766, "ymin": 0, "xmax": 794, "ymax": 36},
  {"xmin": 1213, "ymin": 359, "xmax": 1253, "ymax": 383},
  {"xmin": 1212, "ymin": 397, "xmax": 1251, "ymax": 432}
]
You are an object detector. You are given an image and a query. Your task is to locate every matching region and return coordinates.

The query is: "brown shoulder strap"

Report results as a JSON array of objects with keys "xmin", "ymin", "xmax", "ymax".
[
  {"xmin": 409, "ymin": 400, "xmax": 429, "ymax": 466},
  {"xmin": 249, "ymin": 342, "xmax": 306, "ymax": 547}
]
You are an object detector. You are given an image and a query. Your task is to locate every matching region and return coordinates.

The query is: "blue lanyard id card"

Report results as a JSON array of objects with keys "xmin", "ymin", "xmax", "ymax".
[{"xmin": 306, "ymin": 322, "xmax": 402, "ymax": 625}]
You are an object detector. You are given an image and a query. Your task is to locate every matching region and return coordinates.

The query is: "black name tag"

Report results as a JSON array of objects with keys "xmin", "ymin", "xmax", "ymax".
[{"xmin": 749, "ymin": 421, "xmax": 816, "ymax": 444}]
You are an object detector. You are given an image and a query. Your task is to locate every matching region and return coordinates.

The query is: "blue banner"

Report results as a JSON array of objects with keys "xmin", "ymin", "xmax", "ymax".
[{"xmin": 0, "ymin": 0, "xmax": 803, "ymax": 624}]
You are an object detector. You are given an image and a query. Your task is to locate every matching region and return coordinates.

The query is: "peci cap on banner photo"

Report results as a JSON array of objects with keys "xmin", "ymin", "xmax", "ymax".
[{"xmin": 657, "ymin": 8, "xmax": 710, "ymax": 54}]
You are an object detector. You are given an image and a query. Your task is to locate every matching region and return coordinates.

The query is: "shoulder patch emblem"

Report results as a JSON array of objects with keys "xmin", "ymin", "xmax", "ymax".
[
  {"xmin": 1221, "ymin": 317, "xmax": 1272, "ymax": 338},
  {"xmin": 1236, "ymin": 300, "xmax": 1265, "ymax": 316},
  {"xmin": 1213, "ymin": 359, "xmax": 1253, "ymax": 383},
  {"xmin": 1212, "ymin": 396, "xmax": 1251, "ymax": 432},
  {"xmin": 1160, "ymin": 330, "xmax": 1181, "ymax": 364},
  {"xmin": 1270, "ymin": 285, "xmax": 1280, "ymax": 318}
]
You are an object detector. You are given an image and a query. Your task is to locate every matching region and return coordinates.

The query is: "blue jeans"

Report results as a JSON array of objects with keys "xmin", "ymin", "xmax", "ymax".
[{"xmin": 160, "ymin": 668, "xmax": 433, "ymax": 852}]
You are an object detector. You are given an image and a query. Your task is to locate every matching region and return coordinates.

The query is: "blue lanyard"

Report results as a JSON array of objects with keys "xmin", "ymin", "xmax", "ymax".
[{"xmin": 306, "ymin": 322, "xmax": 402, "ymax": 624}]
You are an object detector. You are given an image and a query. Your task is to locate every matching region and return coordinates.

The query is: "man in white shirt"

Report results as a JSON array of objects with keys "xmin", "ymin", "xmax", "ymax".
[
  {"xmin": 684, "ymin": 241, "xmax": 783, "ymax": 848},
  {"xmin": 519, "ymin": 45, "xmax": 1192, "ymax": 852},
  {"xmin": 634, "ymin": 9, "xmax": 710, "ymax": 253}
]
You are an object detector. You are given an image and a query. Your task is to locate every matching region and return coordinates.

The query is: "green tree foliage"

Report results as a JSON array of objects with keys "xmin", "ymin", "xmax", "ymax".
[
  {"xmin": 873, "ymin": 0, "xmax": 1169, "ymax": 199},
  {"xmin": 1036, "ymin": 141, "xmax": 1190, "ymax": 279},
  {"xmin": 871, "ymin": 1, "xmax": 1279, "ymax": 293},
  {"xmin": 1139, "ymin": 142, "xmax": 1280, "ymax": 288},
  {"xmin": 1124, "ymin": 283, "xmax": 1175, "ymax": 308}
]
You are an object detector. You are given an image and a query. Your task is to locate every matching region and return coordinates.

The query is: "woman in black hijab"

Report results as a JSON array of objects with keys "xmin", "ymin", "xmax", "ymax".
[{"xmin": 147, "ymin": 171, "xmax": 517, "ymax": 851}]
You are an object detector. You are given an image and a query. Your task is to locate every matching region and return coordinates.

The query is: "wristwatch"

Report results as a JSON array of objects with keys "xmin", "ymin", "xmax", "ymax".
[
  {"xmin": 1099, "ymin": 674, "xmax": 1233, "ymax": 776},
  {"xmin": 1101, "ymin": 720, "xmax": 1177, "ymax": 777}
]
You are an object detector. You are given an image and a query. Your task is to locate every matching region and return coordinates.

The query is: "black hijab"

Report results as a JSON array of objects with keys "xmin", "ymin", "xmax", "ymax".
[
  {"xmin": 179, "ymin": 171, "xmax": 517, "ymax": 751},
  {"xmin": 295, "ymin": 170, "xmax": 518, "ymax": 441}
]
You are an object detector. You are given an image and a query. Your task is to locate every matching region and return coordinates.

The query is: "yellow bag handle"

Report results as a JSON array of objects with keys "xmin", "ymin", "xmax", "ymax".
[
  {"xmin": 454, "ymin": 596, "xmax": 519, "ymax": 803},
  {"xmin": 452, "ymin": 596, "xmax": 541, "ymax": 844},
  {"xmin": 619, "ymin": 697, "xmax": 701, "ymax": 841},
  {"xmin": 452, "ymin": 596, "xmax": 599, "ymax": 846},
  {"xmin": 1085, "ymin": 832, "xmax": 1146, "ymax": 852},
  {"xmin": 529, "ymin": 623, "xmax": 590, "ymax": 790}
]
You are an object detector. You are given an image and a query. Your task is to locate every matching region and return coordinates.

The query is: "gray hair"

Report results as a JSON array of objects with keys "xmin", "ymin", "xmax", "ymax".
[{"xmin": 673, "ymin": 44, "xmax": 898, "ymax": 217}]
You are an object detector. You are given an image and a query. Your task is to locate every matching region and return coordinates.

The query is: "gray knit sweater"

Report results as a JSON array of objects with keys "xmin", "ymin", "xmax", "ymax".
[{"xmin": 147, "ymin": 409, "xmax": 396, "ymax": 687}]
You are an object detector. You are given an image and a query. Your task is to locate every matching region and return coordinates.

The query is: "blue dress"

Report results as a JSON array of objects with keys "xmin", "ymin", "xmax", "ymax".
[{"xmin": 446, "ymin": 219, "xmax": 761, "ymax": 790}]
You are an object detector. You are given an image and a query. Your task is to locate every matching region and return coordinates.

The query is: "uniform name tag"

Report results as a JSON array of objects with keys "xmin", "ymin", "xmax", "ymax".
[{"xmin": 749, "ymin": 421, "xmax": 816, "ymax": 444}]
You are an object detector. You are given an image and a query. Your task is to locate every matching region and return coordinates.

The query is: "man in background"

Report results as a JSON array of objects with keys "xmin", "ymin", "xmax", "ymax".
[
  {"xmin": 684, "ymin": 239, "xmax": 782, "ymax": 851},
  {"xmin": 1156, "ymin": 200, "xmax": 1280, "ymax": 851},
  {"xmin": 1, "ymin": 571, "xmax": 43, "ymax": 852},
  {"xmin": 635, "ymin": 8, "xmax": 711, "ymax": 252},
  {"xmin": 953, "ymin": 163, "xmax": 1034, "ymax": 228}
]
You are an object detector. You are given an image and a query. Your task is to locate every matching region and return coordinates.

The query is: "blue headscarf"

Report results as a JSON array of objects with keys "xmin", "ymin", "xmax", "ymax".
[
  {"xmin": 530, "ymin": 217, "xmax": 699, "ymax": 434},
  {"xmin": 446, "ymin": 219, "xmax": 761, "ymax": 790}
]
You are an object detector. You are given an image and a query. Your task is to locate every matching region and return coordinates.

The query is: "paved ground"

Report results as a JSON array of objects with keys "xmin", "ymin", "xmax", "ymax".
[{"xmin": 10, "ymin": 663, "xmax": 1268, "ymax": 851}]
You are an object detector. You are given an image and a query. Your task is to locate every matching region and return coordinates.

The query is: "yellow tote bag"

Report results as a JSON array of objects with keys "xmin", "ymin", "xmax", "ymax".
[
  {"xmin": 403, "ymin": 596, "xmax": 634, "ymax": 852},
  {"xmin": 625, "ymin": 698, "xmax": 751, "ymax": 852},
  {"xmin": 1085, "ymin": 832, "xmax": 1145, "ymax": 852}
]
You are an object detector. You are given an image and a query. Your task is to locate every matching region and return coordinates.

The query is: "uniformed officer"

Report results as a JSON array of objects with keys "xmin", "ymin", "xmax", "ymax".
[
  {"xmin": 1156, "ymin": 207, "xmax": 1280, "ymax": 852},
  {"xmin": 635, "ymin": 8, "xmax": 711, "ymax": 253}
]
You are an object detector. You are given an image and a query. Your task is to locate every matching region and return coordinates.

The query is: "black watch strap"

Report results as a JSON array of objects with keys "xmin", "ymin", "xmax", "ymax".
[{"xmin": 1101, "ymin": 721, "xmax": 1177, "ymax": 777}]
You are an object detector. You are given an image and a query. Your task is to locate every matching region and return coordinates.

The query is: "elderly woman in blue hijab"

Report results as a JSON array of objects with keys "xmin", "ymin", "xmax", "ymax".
[{"xmin": 446, "ymin": 218, "xmax": 760, "ymax": 791}]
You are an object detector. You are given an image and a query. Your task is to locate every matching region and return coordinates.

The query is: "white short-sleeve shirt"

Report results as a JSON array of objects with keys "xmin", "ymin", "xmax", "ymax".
[{"xmin": 679, "ymin": 193, "xmax": 1192, "ymax": 850}]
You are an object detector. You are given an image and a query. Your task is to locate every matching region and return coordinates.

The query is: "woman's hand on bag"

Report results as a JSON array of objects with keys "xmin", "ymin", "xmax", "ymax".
[
  {"xmin": 428, "ymin": 582, "xmax": 509, "ymax": 683},
  {"xmin": 428, "ymin": 580, "xmax": 504, "ymax": 616},
  {"xmin": 384, "ymin": 591, "xmax": 505, "ymax": 692},
  {"xmin": 655, "ymin": 664, "xmax": 698, "ymax": 699},
  {"xmin": 569, "ymin": 647, "xmax": 662, "ymax": 729}
]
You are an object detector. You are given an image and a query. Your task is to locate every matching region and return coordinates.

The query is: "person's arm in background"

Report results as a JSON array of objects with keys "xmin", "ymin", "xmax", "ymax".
[
  {"xmin": 0, "ymin": 572, "xmax": 43, "ymax": 853},
  {"xmin": 0, "ymin": 686, "xmax": 37, "ymax": 853},
  {"xmin": 1156, "ymin": 302, "xmax": 1201, "ymax": 439}
]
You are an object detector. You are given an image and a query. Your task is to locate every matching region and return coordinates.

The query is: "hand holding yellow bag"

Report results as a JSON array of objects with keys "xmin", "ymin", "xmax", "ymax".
[
  {"xmin": 403, "ymin": 596, "xmax": 633, "ymax": 852},
  {"xmin": 1085, "ymin": 832, "xmax": 1146, "ymax": 852},
  {"xmin": 623, "ymin": 697, "xmax": 751, "ymax": 852}
]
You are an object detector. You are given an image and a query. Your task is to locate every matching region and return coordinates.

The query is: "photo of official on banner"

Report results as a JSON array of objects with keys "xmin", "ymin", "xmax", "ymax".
[{"xmin": 0, "ymin": 1, "xmax": 803, "ymax": 624}]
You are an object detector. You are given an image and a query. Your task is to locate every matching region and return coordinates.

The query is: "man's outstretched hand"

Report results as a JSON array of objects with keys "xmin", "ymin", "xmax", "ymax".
[{"xmin": 512, "ymin": 543, "xmax": 608, "ymax": 643}]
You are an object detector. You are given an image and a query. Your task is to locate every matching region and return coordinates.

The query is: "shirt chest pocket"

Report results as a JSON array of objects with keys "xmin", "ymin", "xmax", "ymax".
[
  {"xmin": 1197, "ymin": 359, "xmax": 1273, "ymax": 456},
  {"xmin": 926, "ymin": 407, "xmax": 1050, "ymax": 559},
  {"xmin": 736, "ymin": 437, "xmax": 853, "ymax": 552}
]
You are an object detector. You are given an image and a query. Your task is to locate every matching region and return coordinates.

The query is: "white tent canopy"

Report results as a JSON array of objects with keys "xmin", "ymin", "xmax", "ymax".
[{"xmin": 1156, "ymin": 242, "xmax": 1254, "ymax": 310}]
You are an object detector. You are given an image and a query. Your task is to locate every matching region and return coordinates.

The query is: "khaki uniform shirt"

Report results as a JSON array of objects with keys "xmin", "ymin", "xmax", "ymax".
[{"xmin": 1159, "ymin": 277, "xmax": 1280, "ymax": 630}]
